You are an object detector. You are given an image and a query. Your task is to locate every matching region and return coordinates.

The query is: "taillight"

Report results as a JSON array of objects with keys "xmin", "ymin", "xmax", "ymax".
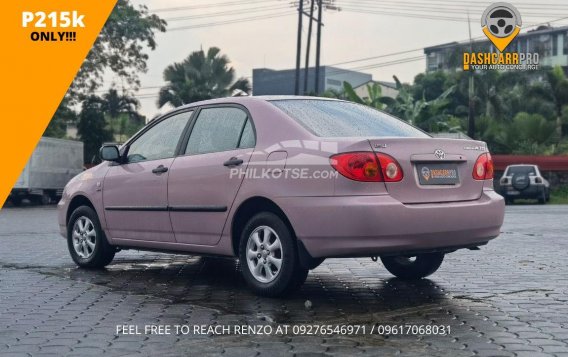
[
  {"xmin": 330, "ymin": 152, "xmax": 403, "ymax": 182},
  {"xmin": 375, "ymin": 153, "xmax": 404, "ymax": 182},
  {"xmin": 472, "ymin": 153, "xmax": 494, "ymax": 180},
  {"xmin": 330, "ymin": 152, "xmax": 380, "ymax": 182}
]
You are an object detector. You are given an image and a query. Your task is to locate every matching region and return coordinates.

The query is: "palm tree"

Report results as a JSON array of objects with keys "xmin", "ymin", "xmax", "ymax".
[
  {"xmin": 158, "ymin": 47, "xmax": 251, "ymax": 108},
  {"xmin": 101, "ymin": 89, "xmax": 143, "ymax": 142}
]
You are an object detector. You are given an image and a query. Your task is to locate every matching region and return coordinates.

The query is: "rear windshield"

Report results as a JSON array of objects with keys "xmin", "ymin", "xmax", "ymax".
[
  {"xmin": 507, "ymin": 166, "xmax": 537, "ymax": 175},
  {"xmin": 270, "ymin": 99, "xmax": 429, "ymax": 138}
]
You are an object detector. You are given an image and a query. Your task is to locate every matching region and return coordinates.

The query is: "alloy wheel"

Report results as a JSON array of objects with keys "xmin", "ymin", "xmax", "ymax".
[
  {"xmin": 246, "ymin": 225, "xmax": 283, "ymax": 283},
  {"xmin": 72, "ymin": 216, "xmax": 96, "ymax": 259}
]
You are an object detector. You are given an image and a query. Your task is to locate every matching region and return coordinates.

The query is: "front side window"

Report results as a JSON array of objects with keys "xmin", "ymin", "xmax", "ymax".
[
  {"xmin": 127, "ymin": 111, "xmax": 192, "ymax": 163},
  {"xmin": 185, "ymin": 107, "xmax": 252, "ymax": 154}
]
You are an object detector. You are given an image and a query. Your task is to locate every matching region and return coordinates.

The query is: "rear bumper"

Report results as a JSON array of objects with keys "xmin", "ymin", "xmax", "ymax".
[
  {"xmin": 278, "ymin": 190, "xmax": 505, "ymax": 258},
  {"xmin": 500, "ymin": 185, "xmax": 545, "ymax": 199}
]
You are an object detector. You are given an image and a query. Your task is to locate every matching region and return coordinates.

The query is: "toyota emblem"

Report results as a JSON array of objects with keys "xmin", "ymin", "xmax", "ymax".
[{"xmin": 434, "ymin": 149, "xmax": 446, "ymax": 160}]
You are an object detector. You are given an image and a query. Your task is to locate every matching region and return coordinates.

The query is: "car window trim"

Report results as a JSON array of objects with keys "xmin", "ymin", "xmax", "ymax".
[
  {"xmin": 177, "ymin": 103, "xmax": 257, "ymax": 157},
  {"xmin": 120, "ymin": 108, "xmax": 197, "ymax": 164}
]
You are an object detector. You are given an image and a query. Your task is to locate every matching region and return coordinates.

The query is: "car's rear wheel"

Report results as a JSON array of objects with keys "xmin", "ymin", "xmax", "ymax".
[
  {"xmin": 67, "ymin": 206, "xmax": 115, "ymax": 268},
  {"xmin": 239, "ymin": 212, "xmax": 307, "ymax": 297},
  {"xmin": 538, "ymin": 190, "xmax": 546, "ymax": 204},
  {"xmin": 381, "ymin": 253, "xmax": 444, "ymax": 280}
]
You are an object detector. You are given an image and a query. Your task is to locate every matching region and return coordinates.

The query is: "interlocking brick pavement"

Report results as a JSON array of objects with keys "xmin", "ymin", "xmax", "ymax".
[{"xmin": 0, "ymin": 205, "xmax": 567, "ymax": 356}]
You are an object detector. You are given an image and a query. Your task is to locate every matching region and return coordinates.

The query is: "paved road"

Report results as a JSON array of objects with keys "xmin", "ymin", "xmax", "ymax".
[{"xmin": 0, "ymin": 205, "xmax": 567, "ymax": 356}]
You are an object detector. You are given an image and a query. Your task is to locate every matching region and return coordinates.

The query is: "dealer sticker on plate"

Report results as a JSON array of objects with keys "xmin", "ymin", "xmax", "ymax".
[{"xmin": 416, "ymin": 163, "xmax": 460, "ymax": 185}]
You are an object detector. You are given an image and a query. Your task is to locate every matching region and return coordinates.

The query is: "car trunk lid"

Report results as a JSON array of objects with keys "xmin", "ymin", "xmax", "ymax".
[{"xmin": 368, "ymin": 137, "xmax": 487, "ymax": 204}]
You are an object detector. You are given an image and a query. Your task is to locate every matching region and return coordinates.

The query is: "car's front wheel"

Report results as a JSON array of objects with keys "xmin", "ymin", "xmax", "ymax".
[
  {"xmin": 381, "ymin": 253, "xmax": 444, "ymax": 280},
  {"xmin": 67, "ymin": 206, "xmax": 115, "ymax": 268},
  {"xmin": 239, "ymin": 212, "xmax": 308, "ymax": 297}
]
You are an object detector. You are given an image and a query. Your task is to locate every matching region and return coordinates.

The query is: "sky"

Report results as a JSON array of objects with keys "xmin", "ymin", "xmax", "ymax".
[{"xmin": 109, "ymin": 0, "xmax": 568, "ymax": 119}]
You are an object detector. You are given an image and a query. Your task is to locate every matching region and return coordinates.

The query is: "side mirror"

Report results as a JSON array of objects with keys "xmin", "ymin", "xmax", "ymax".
[{"xmin": 99, "ymin": 145, "xmax": 120, "ymax": 162}]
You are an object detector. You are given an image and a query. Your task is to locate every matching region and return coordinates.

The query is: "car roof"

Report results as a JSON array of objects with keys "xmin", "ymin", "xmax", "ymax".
[
  {"xmin": 174, "ymin": 95, "xmax": 339, "ymax": 110},
  {"xmin": 506, "ymin": 164, "xmax": 538, "ymax": 168}
]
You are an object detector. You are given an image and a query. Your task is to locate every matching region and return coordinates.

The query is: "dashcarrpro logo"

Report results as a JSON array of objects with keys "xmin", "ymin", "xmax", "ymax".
[
  {"xmin": 463, "ymin": 2, "xmax": 539, "ymax": 71},
  {"xmin": 481, "ymin": 2, "xmax": 521, "ymax": 52}
]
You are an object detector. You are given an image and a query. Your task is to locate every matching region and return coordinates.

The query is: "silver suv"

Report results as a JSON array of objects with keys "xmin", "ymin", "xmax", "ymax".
[{"xmin": 500, "ymin": 164, "xmax": 550, "ymax": 204}]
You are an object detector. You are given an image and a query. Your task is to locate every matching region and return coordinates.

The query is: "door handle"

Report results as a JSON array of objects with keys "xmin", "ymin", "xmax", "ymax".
[
  {"xmin": 152, "ymin": 165, "xmax": 168, "ymax": 174},
  {"xmin": 223, "ymin": 157, "xmax": 244, "ymax": 167}
]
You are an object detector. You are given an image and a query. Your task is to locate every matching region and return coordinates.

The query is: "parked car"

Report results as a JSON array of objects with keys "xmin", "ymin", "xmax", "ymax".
[
  {"xmin": 11, "ymin": 137, "xmax": 83, "ymax": 205},
  {"xmin": 499, "ymin": 164, "xmax": 550, "ymax": 204},
  {"xmin": 58, "ymin": 97, "xmax": 505, "ymax": 297}
]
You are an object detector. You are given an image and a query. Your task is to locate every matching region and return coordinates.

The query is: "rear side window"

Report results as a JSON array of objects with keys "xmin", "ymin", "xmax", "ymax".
[
  {"xmin": 239, "ymin": 119, "xmax": 255, "ymax": 148},
  {"xmin": 270, "ymin": 99, "xmax": 429, "ymax": 138},
  {"xmin": 185, "ymin": 107, "xmax": 252, "ymax": 155}
]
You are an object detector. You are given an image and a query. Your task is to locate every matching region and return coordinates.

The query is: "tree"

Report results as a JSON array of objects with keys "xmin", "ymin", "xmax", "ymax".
[
  {"xmin": 69, "ymin": 0, "xmax": 166, "ymax": 100},
  {"xmin": 343, "ymin": 81, "xmax": 391, "ymax": 110},
  {"xmin": 495, "ymin": 113, "xmax": 556, "ymax": 154},
  {"xmin": 545, "ymin": 66, "xmax": 568, "ymax": 137},
  {"xmin": 158, "ymin": 47, "xmax": 251, "ymax": 107},
  {"xmin": 77, "ymin": 96, "xmax": 113, "ymax": 164},
  {"xmin": 44, "ymin": 98, "xmax": 77, "ymax": 138},
  {"xmin": 101, "ymin": 89, "xmax": 144, "ymax": 142},
  {"xmin": 389, "ymin": 76, "xmax": 455, "ymax": 126}
]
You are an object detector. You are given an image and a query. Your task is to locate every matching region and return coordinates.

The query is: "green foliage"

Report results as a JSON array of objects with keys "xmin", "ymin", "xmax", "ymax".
[
  {"xmin": 70, "ymin": 0, "xmax": 166, "ymax": 100},
  {"xmin": 343, "ymin": 81, "xmax": 391, "ymax": 110},
  {"xmin": 388, "ymin": 75, "xmax": 455, "ymax": 128},
  {"xmin": 158, "ymin": 47, "xmax": 251, "ymax": 107},
  {"xmin": 44, "ymin": 98, "xmax": 77, "ymax": 138},
  {"xmin": 77, "ymin": 97, "xmax": 114, "ymax": 164},
  {"xmin": 336, "ymin": 66, "xmax": 568, "ymax": 155},
  {"xmin": 101, "ymin": 89, "xmax": 145, "ymax": 142},
  {"xmin": 550, "ymin": 185, "xmax": 568, "ymax": 204}
]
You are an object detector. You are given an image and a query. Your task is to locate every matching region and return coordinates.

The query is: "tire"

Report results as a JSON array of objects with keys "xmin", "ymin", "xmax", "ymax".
[
  {"xmin": 40, "ymin": 192, "xmax": 51, "ymax": 205},
  {"xmin": 538, "ymin": 189, "xmax": 546, "ymax": 204},
  {"xmin": 67, "ymin": 206, "xmax": 115, "ymax": 268},
  {"xmin": 10, "ymin": 197, "xmax": 22, "ymax": 207},
  {"xmin": 239, "ymin": 212, "xmax": 308, "ymax": 297},
  {"xmin": 381, "ymin": 253, "xmax": 444, "ymax": 280}
]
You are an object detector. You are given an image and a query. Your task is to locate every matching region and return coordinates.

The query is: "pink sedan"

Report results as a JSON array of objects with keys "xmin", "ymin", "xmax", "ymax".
[{"xmin": 58, "ymin": 96, "xmax": 504, "ymax": 296}]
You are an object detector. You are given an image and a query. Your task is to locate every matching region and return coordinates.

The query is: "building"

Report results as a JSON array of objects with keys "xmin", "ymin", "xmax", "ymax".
[
  {"xmin": 252, "ymin": 66, "xmax": 372, "ymax": 96},
  {"xmin": 353, "ymin": 80, "xmax": 398, "ymax": 100},
  {"xmin": 424, "ymin": 25, "xmax": 568, "ymax": 72}
]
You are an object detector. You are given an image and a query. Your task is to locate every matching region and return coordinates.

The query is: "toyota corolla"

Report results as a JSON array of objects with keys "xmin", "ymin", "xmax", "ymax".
[{"xmin": 58, "ymin": 96, "xmax": 505, "ymax": 296}]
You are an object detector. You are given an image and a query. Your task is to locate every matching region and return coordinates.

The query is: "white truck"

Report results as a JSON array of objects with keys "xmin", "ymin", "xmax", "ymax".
[{"xmin": 10, "ymin": 137, "xmax": 84, "ymax": 205}]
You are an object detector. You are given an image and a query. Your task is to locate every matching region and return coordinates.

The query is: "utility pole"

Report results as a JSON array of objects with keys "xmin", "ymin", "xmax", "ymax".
[
  {"xmin": 314, "ymin": 0, "xmax": 323, "ymax": 94},
  {"xmin": 303, "ymin": 0, "xmax": 315, "ymax": 94},
  {"xmin": 467, "ymin": 12, "xmax": 475, "ymax": 139},
  {"xmin": 294, "ymin": 0, "xmax": 304, "ymax": 95}
]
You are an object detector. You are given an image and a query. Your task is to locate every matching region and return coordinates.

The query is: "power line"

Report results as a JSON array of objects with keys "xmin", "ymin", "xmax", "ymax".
[
  {"xmin": 337, "ymin": 2, "xmax": 568, "ymax": 17},
  {"xmin": 163, "ymin": 4, "xmax": 290, "ymax": 22},
  {"xmin": 168, "ymin": 11, "xmax": 296, "ymax": 31},
  {"xmin": 325, "ymin": 16, "xmax": 568, "ymax": 68},
  {"xmin": 151, "ymin": 0, "xmax": 281, "ymax": 13},
  {"xmin": 349, "ymin": 0, "xmax": 568, "ymax": 8}
]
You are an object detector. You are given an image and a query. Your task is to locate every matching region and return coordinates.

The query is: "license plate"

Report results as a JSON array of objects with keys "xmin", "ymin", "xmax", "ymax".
[{"xmin": 416, "ymin": 163, "xmax": 460, "ymax": 185}]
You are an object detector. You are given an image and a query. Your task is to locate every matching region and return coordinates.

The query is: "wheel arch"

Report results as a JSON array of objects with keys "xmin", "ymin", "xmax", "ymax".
[
  {"xmin": 66, "ymin": 195, "xmax": 95, "ymax": 226},
  {"xmin": 230, "ymin": 196, "xmax": 296, "ymax": 256}
]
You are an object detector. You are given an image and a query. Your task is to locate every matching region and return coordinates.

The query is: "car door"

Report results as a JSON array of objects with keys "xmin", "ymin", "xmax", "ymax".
[
  {"xmin": 168, "ymin": 105, "xmax": 255, "ymax": 246},
  {"xmin": 103, "ymin": 111, "xmax": 193, "ymax": 242}
]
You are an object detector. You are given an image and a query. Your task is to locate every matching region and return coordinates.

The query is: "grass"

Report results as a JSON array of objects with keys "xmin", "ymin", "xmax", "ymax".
[{"xmin": 550, "ymin": 185, "xmax": 568, "ymax": 204}]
